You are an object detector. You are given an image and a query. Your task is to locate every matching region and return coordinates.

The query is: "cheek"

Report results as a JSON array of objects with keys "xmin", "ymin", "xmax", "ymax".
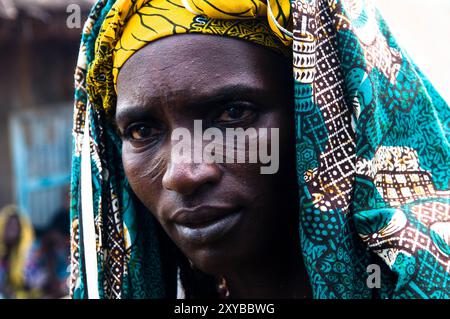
[
  {"xmin": 223, "ymin": 110, "xmax": 294, "ymax": 185},
  {"xmin": 267, "ymin": 108, "xmax": 296, "ymax": 162},
  {"xmin": 122, "ymin": 146, "xmax": 167, "ymax": 213}
]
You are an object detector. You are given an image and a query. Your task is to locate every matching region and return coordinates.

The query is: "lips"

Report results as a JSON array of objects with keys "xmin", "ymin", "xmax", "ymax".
[{"xmin": 170, "ymin": 205, "xmax": 243, "ymax": 244}]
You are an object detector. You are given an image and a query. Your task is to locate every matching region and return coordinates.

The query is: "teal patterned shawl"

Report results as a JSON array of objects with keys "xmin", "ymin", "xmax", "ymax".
[{"xmin": 70, "ymin": 0, "xmax": 450, "ymax": 299}]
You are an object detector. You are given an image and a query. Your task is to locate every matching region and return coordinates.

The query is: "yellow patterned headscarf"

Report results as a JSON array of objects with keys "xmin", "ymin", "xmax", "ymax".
[{"xmin": 87, "ymin": 0, "xmax": 293, "ymax": 114}]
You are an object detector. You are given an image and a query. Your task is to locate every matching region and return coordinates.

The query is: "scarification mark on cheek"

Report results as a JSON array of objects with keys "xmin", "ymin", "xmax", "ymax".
[{"xmin": 139, "ymin": 155, "xmax": 167, "ymax": 183}]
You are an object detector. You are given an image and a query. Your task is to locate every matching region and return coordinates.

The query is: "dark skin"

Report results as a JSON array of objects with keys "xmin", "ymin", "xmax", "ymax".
[
  {"xmin": 116, "ymin": 34, "xmax": 311, "ymax": 298},
  {"xmin": 3, "ymin": 215, "xmax": 21, "ymax": 251}
]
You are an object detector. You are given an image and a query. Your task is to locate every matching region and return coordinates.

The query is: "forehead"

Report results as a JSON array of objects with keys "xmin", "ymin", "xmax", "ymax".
[{"xmin": 116, "ymin": 34, "xmax": 289, "ymax": 110}]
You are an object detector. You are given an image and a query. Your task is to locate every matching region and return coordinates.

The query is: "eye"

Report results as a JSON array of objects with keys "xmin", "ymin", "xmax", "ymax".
[
  {"xmin": 124, "ymin": 123, "xmax": 162, "ymax": 142},
  {"xmin": 215, "ymin": 103, "xmax": 257, "ymax": 125}
]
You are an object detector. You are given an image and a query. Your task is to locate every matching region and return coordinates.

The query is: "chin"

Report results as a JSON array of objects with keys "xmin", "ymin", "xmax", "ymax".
[{"xmin": 185, "ymin": 244, "xmax": 244, "ymax": 276}]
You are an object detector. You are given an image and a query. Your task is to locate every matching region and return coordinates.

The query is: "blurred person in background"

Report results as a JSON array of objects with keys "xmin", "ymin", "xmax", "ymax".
[
  {"xmin": 25, "ymin": 191, "xmax": 71, "ymax": 299},
  {"xmin": 0, "ymin": 205, "xmax": 37, "ymax": 298},
  {"xmin": 40, "ymin": 204, "xmax": 70, "ymax": 298},
  {"xmin": 25, "ymin": 225, "xmax": 70, "ymax": 299},
  {"xmin": 0, "ymin": 203, "xmax": 70, "ymax": 299}
]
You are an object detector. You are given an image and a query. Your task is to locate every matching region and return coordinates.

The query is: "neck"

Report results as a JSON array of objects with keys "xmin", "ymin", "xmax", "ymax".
[{"xmin": 223, "ymin": 237, "xmax": 311, "ymax": 299}]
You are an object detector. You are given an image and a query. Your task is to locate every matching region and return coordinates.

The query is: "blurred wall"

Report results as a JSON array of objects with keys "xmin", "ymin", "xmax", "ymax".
[{"xmin": 0, "ymin": 8, "xmax": 89, "ymax": 209}]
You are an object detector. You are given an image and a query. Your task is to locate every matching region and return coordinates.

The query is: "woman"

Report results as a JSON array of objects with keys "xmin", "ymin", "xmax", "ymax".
[
  {"xmin": 0, "ymin": 205, "xmax": 35, "ymax": 298},
  {"xmin": 71, "ymin": 0, "xmax": 450, "ymax": 299}
]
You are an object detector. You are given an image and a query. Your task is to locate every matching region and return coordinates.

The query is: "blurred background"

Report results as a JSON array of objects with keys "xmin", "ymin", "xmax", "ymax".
[
  {"xmin": 0, "ymin": 0, "xmax": 94, "ymax": 299},
  {"xmin": 376, "ymin": 0, "xmax": 450, "ymax": 103},
  {"xmin": 0, "ymin": 0, "xmax": 448, "ymax": 299}
]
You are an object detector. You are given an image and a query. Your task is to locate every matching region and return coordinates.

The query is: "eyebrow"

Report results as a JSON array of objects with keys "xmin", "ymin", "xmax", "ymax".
[
  {"xmin": 115, "ymin": 105, "xmax": 155, "ymax": 127},
  {"xmin": 192, "ymin": 84, "xmax": 265, "ymax": 106},
  {"xmin": 115, "ymin": 83, "xmax": 267, "ymax": 125}
]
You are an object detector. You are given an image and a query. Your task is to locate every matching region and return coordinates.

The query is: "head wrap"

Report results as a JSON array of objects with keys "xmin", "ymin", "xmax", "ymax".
[
  {"xmin": 86, "ymin": 0, "xmax": 292, "ymax": 115},
  {"xmin": 71, "ymin": 0, "xmax": 450, "ymax": 299}
]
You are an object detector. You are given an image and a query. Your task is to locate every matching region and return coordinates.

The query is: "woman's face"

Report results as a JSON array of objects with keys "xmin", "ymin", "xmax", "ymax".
[
  {"xmin": 116, "ymin": 34, "xmax": 298, "ymax": 276},
  {"xmin": 4, "ymin": 215, "xmax": 21, "ymax": 247}
]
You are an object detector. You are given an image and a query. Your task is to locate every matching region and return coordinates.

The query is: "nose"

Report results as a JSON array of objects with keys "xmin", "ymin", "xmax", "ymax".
[{"xmin": 162, "ymin": 160, "xmax": 222, "ymax": 195}]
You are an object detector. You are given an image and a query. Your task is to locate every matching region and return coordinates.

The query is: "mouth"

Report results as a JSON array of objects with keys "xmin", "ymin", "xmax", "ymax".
[{"xmin": 171, "ymin": 205, "xmax": 243, "ymax": 245}]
